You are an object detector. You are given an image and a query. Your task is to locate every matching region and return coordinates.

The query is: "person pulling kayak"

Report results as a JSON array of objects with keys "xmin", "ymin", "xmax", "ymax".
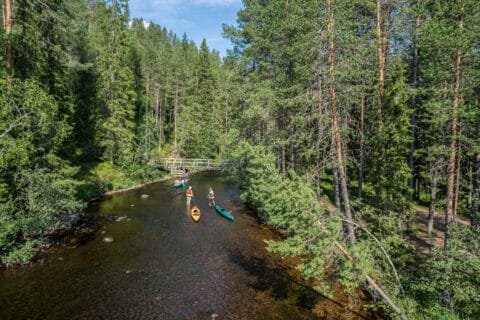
[{"xmin": 173, "ymin": 179, "xmax": 185, "ymax": 188}]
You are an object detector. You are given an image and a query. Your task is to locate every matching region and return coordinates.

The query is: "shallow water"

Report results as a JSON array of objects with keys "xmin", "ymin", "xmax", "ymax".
[{"xmin": 0, "ymin": 172, "xmax": 380, "ymax": 320}]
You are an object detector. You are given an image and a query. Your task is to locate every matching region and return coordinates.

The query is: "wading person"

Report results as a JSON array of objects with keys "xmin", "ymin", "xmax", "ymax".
[
  {"xmin": 186, "ymin": 186, "xmax": 194, "ymax": 206},
  {"xmin": 208, "ymin": 187, "xmax": 215, "ymax": 207}
]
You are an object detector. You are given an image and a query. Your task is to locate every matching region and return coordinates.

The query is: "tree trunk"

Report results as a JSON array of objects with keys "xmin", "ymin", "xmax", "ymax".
[
  {"xmin": 5, "ymin": 0, "xmax": 13, "ymax": 79},
  {"xmin": 471, "ymin": 154, "xmax": 479, "ymax": 234},
  {"xmin": 445, "ymin": 5, "xmax": 463, "ymax": 250},
  {"xmin": 372, "ymin": 0, "xmax": 387, "ymax": 198},
  {"xmin": 290, "ymin": 136, "xmax": 296, "ymax": 172},
  {"xmin": 159, "ymin": 88, "xmax": 165, "ymax": 152},
  {"xmin": 316, "ymin": 163, "xmax": 322, "ymax": 200},
  {"xmin": 408, "ymin": 124, "xmax": 416, "ymax": 198},
  {"xmin": 453, "ymin": 150, "xmax": 461, "ymax": 219},
  {"xmin": 467, "ymin": 163, "xmax": 473, "ymax": 209},
  {"xmin": 154, "ymin": 84, "xmax": 159, "ymax": 126},
  {"xmin": 223, "ymin": 90, "xmax": 230, "ymax": 155},
  {"xmin": 316, "ymin": 70, "xmax": 324, "ymax": 199},
  {"xmin": 443, "ymin": 3, "xmax": 464, "ymax": 308},
  {"xmin": 327, "ymin": 0, "xmax": 355, "ymax": 240},
  {"xmin": 144, "ymin": 78, "xmax": 151, "ymax": 159},
  {"xmin": 174, "ymin": 82, "xmax": 178, "ymax": 153},
  {"xmin": 315, "ymin": 219, "xmax": 407, "ymax": 320},
  {"xmin": 358, "ymin": 77, "xmax": 365, "ymax": 198},
  {"xmin": 332, "ymin": 155, "xmax": 341, "ymax": 209},
  {"xmin": 427, "ymin": 167, "xmax": 439, "ymax": 237},
  {"xmin": 281, "ymin": 109, "xmax": 287, "ymax": 177},
  {"xmin": 376, "ymin": 0, "xmax": 385, "ymax": 115},
  {"xmin": 409, "ymin": 16, "xmax": 420, "ymax": 201}
]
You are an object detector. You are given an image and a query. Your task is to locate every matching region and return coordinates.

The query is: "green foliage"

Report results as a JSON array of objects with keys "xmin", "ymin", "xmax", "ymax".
[
  {"xmin": 1, "ymin": 3, "xmax": 479, "ymax": 320},
  {"xmin": 0, "ymin": 0, "xmax": 216, "ymax": 265},
  {"xmin": 0, "ymin": 65, "xmax": 77, "ymax": 264},
  {"xmin": 369, "ymin": 56, "xmax": 413, "ymax": 211},
  {"xmin": 412, "ymin": 226, "xmax": 480, "ymax": 318},
  {"xmin": 0, "ymin": 79, "xmax": 68, "ymax": 167},
  {"xmin": 14, "ymin": 164, "xmax": 83, "ymax": 234},
  {"xmin": 92, "ymin": 1, "xmax": 136, "ymax": 164},
  {"xmin": 91, "ymin": 162, "xmax": 120, "ymax": 190},
  {"xmin": 231, "ymin": 142, "xmax": 405, "ymax": 299},
  {"xmin": 0, "ymin": 202, "xmax": 35, "ymax": 266},
  {"xmin": 75, "ymin": 161, "xmax": 166, "ymax": 200},
  {"xmin": 232, "ymin": 143, "xmax": 427, "ymax": 318},
  {"xmin": 0, "ymin": 202, "xmax": 22, "ymax": 260},
  {"xmin": 178, "ymin": 39, "xmax": 221, "ymax": 158},
  {"xmin": 1, "ymin": 240, "xmax": 35, "ymax": 266}
]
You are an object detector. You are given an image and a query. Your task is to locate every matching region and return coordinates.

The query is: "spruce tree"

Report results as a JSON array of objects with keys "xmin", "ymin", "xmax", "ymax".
[
  {"xmin": 92, "ymin": 0, "xmax": 136, "ymax": 164},
  {"xmin": 178, "ymin": 39, "xmax": 219, "ymax": 158}
]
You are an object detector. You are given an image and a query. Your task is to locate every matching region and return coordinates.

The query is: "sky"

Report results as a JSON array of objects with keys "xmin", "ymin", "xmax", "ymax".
[{"xmin": 128, "ymin": 0, "xmax": 243, "ymax": 57}]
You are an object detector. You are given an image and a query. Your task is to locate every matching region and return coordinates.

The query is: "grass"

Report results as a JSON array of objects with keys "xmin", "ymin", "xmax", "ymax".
[{"xmin": 75, "ymin": 161, "xmax": 168, "ymax": 200}]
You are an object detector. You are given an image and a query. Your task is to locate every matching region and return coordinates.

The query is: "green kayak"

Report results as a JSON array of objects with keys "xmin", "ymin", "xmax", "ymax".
[
  {"xmin": 215, "ymin": 205, "xmax": 234, "ymax": 221},
  {"xmin": 173, "ymin": 180, "xmax": 186, "ymax": 188}
]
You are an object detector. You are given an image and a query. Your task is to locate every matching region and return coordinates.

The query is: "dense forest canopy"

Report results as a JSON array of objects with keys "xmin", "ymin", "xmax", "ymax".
[{"xmin": 1, "ymin": 0, "xmax": 480, "ymax": 319}]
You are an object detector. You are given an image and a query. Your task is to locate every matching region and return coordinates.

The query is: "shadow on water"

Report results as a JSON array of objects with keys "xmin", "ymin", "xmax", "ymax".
[{"xmin": 228, "ymin": 248, "xmax": 376, "ymax": 320}]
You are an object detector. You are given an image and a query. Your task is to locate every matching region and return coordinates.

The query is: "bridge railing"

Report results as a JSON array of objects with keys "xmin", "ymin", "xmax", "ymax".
[{"xmin": 154, "ymin": 158, "xmax": 234, "ymax": 171}]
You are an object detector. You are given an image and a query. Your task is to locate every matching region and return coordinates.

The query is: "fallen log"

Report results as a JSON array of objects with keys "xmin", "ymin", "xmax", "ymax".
[{"xmin": 316, "ymin": 219, "xmax": 407, "ymax": 320}]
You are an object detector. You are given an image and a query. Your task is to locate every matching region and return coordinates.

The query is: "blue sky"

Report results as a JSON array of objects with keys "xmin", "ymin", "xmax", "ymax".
[{"xmin": 128, "ymin": 0, "xmax": 243, "ymax": 56}]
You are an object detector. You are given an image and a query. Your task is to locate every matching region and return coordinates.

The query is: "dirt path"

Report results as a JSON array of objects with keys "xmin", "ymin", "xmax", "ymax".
[
  {"xmin": 409, "ymin": 206, "xmax": 470, "ymax": 254},
  {"xmin": 322, "ymin": 199, "xmax": 471, "ymax": 254}
]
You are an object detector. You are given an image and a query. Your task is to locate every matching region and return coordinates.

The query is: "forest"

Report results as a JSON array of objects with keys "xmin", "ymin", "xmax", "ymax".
[{"xmin": 1, "ymin": 0, "xmax": 479, "ymax": 319}]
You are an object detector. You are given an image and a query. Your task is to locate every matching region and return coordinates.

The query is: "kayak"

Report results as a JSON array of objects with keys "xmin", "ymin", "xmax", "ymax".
[
  {"xmin": 215, "ymin": 205, "xmax": 233, "ymax": 221},
  {"xmin": 191, "ymin": 206, "xmax": 201, "ymax": 222},
  {"xmin": 173, "ymin": 180, "xmax": 186, "ymax": 188}
]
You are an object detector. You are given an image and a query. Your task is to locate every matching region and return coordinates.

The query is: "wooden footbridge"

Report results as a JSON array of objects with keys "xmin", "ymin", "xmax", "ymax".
[{"xmin": 154, "ymin": 158, "xmax": 234, "ymax": 175}]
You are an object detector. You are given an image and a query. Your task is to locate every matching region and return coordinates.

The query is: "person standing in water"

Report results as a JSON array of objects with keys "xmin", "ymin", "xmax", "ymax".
[
  {"xmin": 186, "ymin": 186, "xmax": 194, "ymax": 206},
  {"xmin": 184, "ymin": 168, "xmax": 190, "ymax": 182},
  {"xmin": 207, "ymin": 188, "xmax": 215, "ymax": 207}
]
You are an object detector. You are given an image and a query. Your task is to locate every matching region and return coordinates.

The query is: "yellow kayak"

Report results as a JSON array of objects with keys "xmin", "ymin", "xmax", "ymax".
[{"xmin": 191, "ymin": 206, "xmax": 201, "ymax": 222}]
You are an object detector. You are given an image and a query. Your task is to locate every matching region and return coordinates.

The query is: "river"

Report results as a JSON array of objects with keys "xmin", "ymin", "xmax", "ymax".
[{"xmin": 0, "ymin": 172, "xmax": 380, "ymax": 320}]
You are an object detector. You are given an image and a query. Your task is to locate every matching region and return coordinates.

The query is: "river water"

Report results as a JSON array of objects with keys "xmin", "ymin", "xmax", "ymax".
[{"xmin": 0, "ymin": 172, "xmax": 380, "ymax": 320}]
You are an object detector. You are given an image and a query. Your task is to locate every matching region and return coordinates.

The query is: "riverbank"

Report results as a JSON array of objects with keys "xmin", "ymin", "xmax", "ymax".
[
  {"xmin": 102, "ymin": 176, "xmax": 170, "ymax": 196},
  {"xmin": 12, "ymin": 175, "xmax": 170, "ymax": 268},
  {"xmin": 43, "ymin": 175, "xmax": 173, "ymax": 255},
  {"xmin": 0, "ymin": 161, "xmax": 170, "ymax": 268}
]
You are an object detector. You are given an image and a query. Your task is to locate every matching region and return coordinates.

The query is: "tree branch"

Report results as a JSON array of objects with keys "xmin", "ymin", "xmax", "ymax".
[{"xmin": 0, "ymin": 112, "xmax": 33, "ymax": 139}]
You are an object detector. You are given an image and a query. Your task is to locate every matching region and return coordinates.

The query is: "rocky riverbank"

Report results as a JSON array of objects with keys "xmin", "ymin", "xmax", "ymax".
[{"xmin": 8, "ymin": 176, "xmax": 172, "ymax": 268}]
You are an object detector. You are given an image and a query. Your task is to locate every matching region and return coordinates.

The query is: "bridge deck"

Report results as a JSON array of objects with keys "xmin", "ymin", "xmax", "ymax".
[{"xmin": 155, "ymin": 158, "xmax": 233, "ymax": 174}]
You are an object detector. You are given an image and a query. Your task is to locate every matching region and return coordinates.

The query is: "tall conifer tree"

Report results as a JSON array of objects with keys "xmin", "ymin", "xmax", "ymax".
[{"xmin": 93, "ymin": 0, "xmax": 136, "ymax": 164}]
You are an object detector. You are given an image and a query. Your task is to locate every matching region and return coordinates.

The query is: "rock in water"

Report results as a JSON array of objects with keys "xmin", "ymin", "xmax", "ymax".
[
  {"xmin": 103, "ymin": 236, "xmax": 114, "ymax": 243},
  {"xmin": 141, "ymin": 194, "xmax": 149, "ymax": 199}
]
